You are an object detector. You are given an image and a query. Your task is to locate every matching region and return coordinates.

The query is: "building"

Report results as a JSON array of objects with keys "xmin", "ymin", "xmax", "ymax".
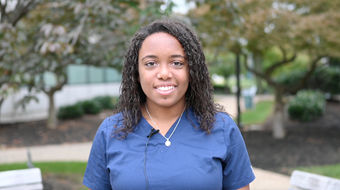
[{"xmin": 0, "ymin": 64, "xmax": 121, "ymax": 123}]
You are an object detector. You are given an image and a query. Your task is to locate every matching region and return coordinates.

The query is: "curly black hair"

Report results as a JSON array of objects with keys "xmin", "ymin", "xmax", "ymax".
[{"xmin": 113, "ymin": 18, "xmax": 224, "ymax": 138}]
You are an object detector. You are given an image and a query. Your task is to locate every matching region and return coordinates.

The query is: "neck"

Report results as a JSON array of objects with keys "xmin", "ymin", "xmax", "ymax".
[
  {"xmin": 143, "ymin": 101, "xmax": 186, "ymax": 121},
  {"xmin": 143, "ymin": 101, "xmax": 186, "ymax": 135}
]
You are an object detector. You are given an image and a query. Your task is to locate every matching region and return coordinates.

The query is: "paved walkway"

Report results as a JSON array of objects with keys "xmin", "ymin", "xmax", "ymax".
[
  {"xmin": 214, "ymin": 94, "xmax": 274, "ymax": 117},
  {"xmin": 0, "ymin": 95, "xmax": 291, "ymax": 189}
]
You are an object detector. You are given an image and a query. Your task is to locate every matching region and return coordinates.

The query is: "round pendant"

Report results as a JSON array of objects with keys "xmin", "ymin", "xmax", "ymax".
[{"xmin": 165, "ymin": 140, "xmax": 171, "ymax": 146}]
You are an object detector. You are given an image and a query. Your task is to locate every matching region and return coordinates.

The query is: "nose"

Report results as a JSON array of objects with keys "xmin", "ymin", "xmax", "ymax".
[{"xmin": 157, "ymin": 64, "xmax": 172, "ymax": 80}]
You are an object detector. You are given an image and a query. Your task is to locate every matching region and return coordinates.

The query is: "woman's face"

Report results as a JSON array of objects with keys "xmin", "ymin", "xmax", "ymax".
[{"xmin": 138, "ymin": 32, "xmax": 189, "ymax": 109}]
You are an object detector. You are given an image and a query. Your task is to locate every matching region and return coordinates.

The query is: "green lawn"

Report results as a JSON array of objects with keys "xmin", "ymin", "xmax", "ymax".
[
  {"xmin": 295, "ymin": 164, "xmax": 340, "ymax": 180},
  {"xmin": 0, "ymin": 162, "xmax": 88, "ymax": 190},
  {"xmin": 241, "ymin": 100, "xmax": 274, "ymax": 125},
  {"xmin": 0, "ymin": 161, "xmax": 87, "ymax": 174}
]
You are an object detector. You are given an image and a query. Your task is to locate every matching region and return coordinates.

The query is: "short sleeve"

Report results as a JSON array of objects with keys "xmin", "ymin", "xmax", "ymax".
[
  {"xmin": 83, "ymin": 118, "xmax": 112, "ymax": 190},
  {"xmin": 222, "ymin": 115, "xmax": 255, "ymax": 189}
]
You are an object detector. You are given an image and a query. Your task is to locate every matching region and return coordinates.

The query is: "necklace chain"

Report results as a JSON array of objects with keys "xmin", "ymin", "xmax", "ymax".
[{"xmin": 145, "ymin": 104, "xmax": 186, "ymax": 146}]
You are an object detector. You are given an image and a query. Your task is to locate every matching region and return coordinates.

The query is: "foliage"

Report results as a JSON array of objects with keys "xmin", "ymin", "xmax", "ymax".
[
  {"xmin": 207, "ymin": 52, "xmax": 236, "ymax": 78},
  {"xmin": 0, "ymin": 0, "xmax": 173, "ymax": 127},
  {"xmin": 241, "ymin": 100, "xmax": 273, "ymax": 125},
  {"xmin": 263, "ymin": 48, "xmax": 310, "ymax": 77},
  {"xmin": 79, "ymin": 100, "xmax": 102, "ymax": 115},
  {"xmin": 329, "ymin": 57, "xmax": 340, "ymax": 67},
  {"xmin": 93, "ymin": 96, "xmax": 116, "ymax": 110},
  {"xmin": 57, "ymin": 96, "xmax": 119, "ymax": 119},
  {"xmin": 187, "ymin": 0, "xmax": 340, "ymax": 137},
  {"xmin": 111, "ymin": 96, "xmax": 120, "ymax": 108},
  {"xmin": 275, "ymin": 65, "xmax": 340, "ymax": 95},
  {"xmin": 227, "ymin": 76, "xmax": 255, "ymax": 90},
  {"xmin": 295, "ymin": 164, "xmax": 340, "ymax": 180},
  {"xmin": 275, "ymin": 69, "xmax": 306, "ymax": 87},
  {"xmin": 57, "ymin": 104, "xmax": 84, "ymax": 120},
  {"xmin": 287, "ymin": 90, "xmax": 325, "ymax": 122},
  {"xmin": 307, "ymin": 66, "xmax": 340, "ymax": 94}
]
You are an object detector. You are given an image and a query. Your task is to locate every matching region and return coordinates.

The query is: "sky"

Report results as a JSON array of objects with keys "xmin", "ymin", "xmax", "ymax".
[{"xmin": 171, "ymin": 0, "xmax": 196, "ymax": 14}]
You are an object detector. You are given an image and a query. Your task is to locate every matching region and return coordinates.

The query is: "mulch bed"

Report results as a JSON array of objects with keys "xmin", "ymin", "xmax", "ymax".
[
  {"xmin": 1, "ymin": 101, "xmax": 339, "ymax": 178},
  {"xmin": 244, "ymin": 100, "xmax": 340, "ymax": 175},
  {"xmin": 0, "ymin": 111, "xmax": 112, "ymax": 149}
]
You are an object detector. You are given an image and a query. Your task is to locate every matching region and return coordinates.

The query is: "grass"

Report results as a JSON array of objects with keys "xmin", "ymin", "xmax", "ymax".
[
  {"xmin": 0, "ymin": 162, "xmax": 88, "ymax": 190},
  {"xmin": 241, "ymin": 100, "xmax": 274, "ymax": 125},
  {"xmin": 294, "ymin": 164, "xmax": 340, "ymax": 180},
  {"xmin": 0, "ymin": 161, "xmax": 87, "ymax": 174}
]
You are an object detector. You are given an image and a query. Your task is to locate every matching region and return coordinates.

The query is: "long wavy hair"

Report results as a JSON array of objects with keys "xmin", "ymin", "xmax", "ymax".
[{"xmin": 113, "ymin": 18, "xmax": 224, "ymax": 138}]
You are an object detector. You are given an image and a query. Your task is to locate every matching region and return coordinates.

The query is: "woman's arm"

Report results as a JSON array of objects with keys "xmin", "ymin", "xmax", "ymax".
[{"xmin": 237, "ymin": 185, "xmax": 250, "ymax": 190}]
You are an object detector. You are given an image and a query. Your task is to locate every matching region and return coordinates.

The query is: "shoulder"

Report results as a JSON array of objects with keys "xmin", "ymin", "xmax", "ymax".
[
  {"xmin": 185, "ymin": 107, "xmax": 237, "ymax": 131},
  {"xmin": 213, "ymin": 112, "xmax": 242, "ymax": 140},
  {"xmin": 97, "ymin": 112, "xmax": 124, "ymax": 133},
  {"xmin": 214, "ymin": 112, "xmax": 237, "ymax": 129}
]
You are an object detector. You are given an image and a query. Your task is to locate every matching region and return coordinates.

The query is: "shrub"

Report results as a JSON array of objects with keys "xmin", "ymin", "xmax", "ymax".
[
  {"xmin": 275, "ymin": 70, "xmax": 305, "ymax": 87},
  {"xmin": 79, "ymin": 100, "xmax": 102, "ymax": 114},
  {"xmin": 307, "ymin": 66, "xmax": 340, "ymax": 95},
  {"xmin": 287, "ymin": 90, "xmax": 326, "ymax": 122},
  {"xmin": 57, "ymin": 104, "xmax": 84, "ymax": 119},
  {"xmin": 111, "ymin": 96, "xmax": 119, "ymax": 106},
  {"xmin": 275, "ymin": 66, "xmax": 340, "ymax": 95},
  {"xmin": 93, "ymin": 96, "xmax": 114, "ymax": 109}
]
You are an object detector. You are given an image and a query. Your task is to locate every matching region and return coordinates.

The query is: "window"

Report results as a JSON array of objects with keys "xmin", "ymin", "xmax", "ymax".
[
  {"xmin": 67, "ymin": 65, "xmax": 87, "ymax": 84},
  {"xmin": 67, "ymin": 64, "xmax": 121, "ymax": 84}
]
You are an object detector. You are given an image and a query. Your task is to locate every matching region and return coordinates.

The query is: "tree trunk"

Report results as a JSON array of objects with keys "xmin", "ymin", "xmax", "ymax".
[
  {"xmin": 254, "ymin": 52, "xmax": 264, "ymax": 94},
  {"xmin": 0, "ymin": 98, "xmax": 3, "ymax": 122},
  {"xmin": 43, "ymin": 71, "xmax": 67, "ymax": 129},
  {"xmin": 46, "ymin": 92, "xmax": 57, "ymax": 129},
  {"xmin": 272, "ymin": 88, "xmax": 286, "ymax": 139},
  {"xmin": 236, "ymin": 53, "xmax": 241, "ymax": 127}
]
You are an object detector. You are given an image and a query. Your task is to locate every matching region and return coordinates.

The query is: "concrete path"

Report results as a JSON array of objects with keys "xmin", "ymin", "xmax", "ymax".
[
  {"xmin": 214, "ymin": 94, "xmax": 274, "ymax": 117},
  {"xmin": 0, "ymin": 95, "xmax": 291, "ymax": 189}
]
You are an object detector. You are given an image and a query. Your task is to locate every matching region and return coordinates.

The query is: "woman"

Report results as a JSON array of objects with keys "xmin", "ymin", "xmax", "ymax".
[{"xmin": 83, "ymin": 19, "xmax": 255, "ymax": 190}]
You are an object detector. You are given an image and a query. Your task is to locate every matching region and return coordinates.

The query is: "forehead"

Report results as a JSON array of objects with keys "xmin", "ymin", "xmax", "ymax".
[
  {"xmin": 138, "ymin": 32, "xmax": 185, "ymax": 58},
  {"xmin": 143, "ymin": 32, "xmax": 181, "ymax": 47}
]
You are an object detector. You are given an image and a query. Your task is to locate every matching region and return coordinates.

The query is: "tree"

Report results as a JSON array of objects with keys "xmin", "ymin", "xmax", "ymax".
[
  {"xmin": 0, "ymin": 0, "xmax": 174, "ymax": 128},
  {"xmin": 188, "ymin": 0, "xmax": 340, "ymax": 138},
  {"xmin": 0, "ymin": 0, "xmax": 42, "ymax": 120}
]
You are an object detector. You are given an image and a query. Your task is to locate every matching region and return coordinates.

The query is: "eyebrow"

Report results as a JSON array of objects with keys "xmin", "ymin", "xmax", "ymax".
[
  {"xmin": 141, "ymin": 54, "xmax": 186, "ymax": 61},
  {"xmin": 141, "ymin": 55, "xmax": 157, "ymax": 61},
  {"xmin": 171, "ymin": 55, "xmax": 186, "ymax": 59}
]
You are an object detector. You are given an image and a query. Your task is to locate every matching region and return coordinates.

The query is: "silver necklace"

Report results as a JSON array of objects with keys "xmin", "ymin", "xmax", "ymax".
[{"xmin": 145, "ymin": 104, "xmax": 186, "ymax": 147}]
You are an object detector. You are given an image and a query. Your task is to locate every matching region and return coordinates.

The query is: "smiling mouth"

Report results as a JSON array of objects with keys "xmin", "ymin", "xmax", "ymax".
[{"xmin": 157, "ymin": 86, "xmax": 175, "ymax": 91}]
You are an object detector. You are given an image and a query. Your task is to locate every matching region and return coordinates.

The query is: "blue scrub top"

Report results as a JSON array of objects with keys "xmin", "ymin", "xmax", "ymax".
[{"xmin": 83, "ymin": 107, "xmax": 255, "ymax": 190}]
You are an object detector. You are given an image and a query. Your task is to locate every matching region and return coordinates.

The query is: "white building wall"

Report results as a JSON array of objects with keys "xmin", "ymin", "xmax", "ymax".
[{"xmin": 0, "ymin": 82, "xmax": 121, "ymax": 123}]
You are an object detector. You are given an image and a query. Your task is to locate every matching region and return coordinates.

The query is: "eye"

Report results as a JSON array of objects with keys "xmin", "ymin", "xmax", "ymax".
[
  {"xmin": 172, "ymin": 61, "xmax": 183, "ymax": 66},
  {"xmin": 145, "ymin": 61, "xmax": 157, "ymax": 67}
]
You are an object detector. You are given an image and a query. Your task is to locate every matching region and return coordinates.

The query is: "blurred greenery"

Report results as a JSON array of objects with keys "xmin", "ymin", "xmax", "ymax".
[
  {"xmin": 57, "ymin": 96, "xmax": 119, "ymax": 119},
  {"xmin": 275, "ymin": 65, "xmax": 340, "ymax": 95},
  {"xmin": 264, "ymin": 47, "xmax": 310, "ymax": 77},
  {"xmin": 0, "ymin": 162, "xmax": 87, "ymax": 174},
  {"xmin": 189, "ymin": 0, "xmax": 340, "ymax": 137},
  {"xmin": 1, "ymin": 0, "xmax": 340, "ymax": 137},
  {"xmin": 295, "ymin": 164, "xmax": 340, "ymax": 180},
  {"xmin": 0, "ymin": 0, "xmax": 173, "ymax": 128},
  {"xmin": 287, "ymin": 90, "xmax": 325, "ymax": 122},
  {"xmin": 0, "ymin": 162, "xmax": 88, "ymax": 190},
  {"xmin": 241, "ymin": 100, "xmax": 273, "ymax": 125},
  {"xmin": 57, "ymin": 103, "xmax": 84, "ymax": 119}
]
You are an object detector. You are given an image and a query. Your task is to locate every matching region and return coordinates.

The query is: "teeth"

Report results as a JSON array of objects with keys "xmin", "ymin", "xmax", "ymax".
[{"xmin": 158, "ymin": 86, "xmax": 174, "ymax": 91}]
